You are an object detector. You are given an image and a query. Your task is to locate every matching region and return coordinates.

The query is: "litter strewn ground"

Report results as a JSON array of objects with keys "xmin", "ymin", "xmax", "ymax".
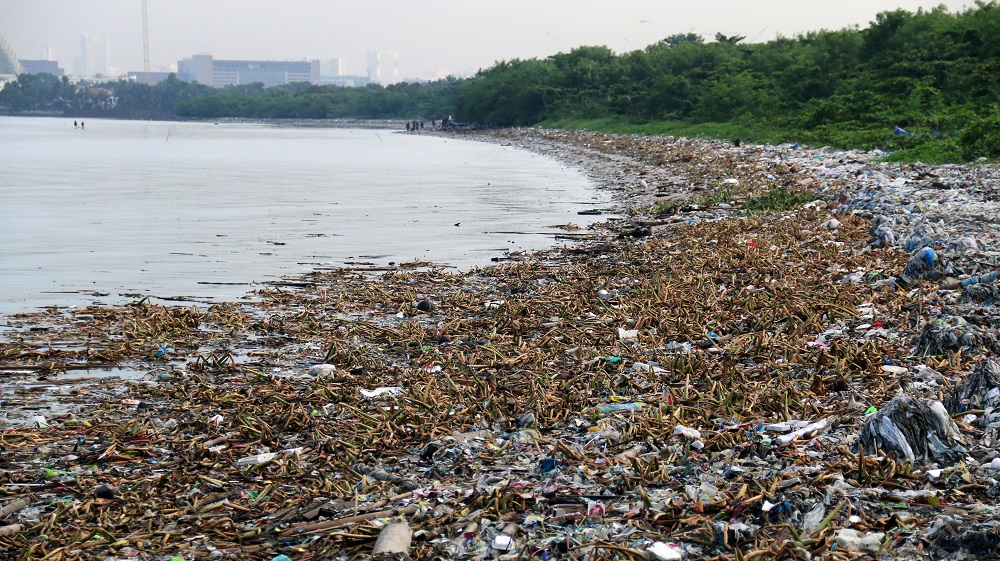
[{"xmin": 3, "ymin": 128, "xmax": 1000, "ymax": 560}]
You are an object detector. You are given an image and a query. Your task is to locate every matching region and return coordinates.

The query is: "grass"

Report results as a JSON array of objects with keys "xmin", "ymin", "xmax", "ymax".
[
  {"xmin": 882, "ymin": 137, "xmax": 966, "ymax": 165},
  {"xmin": 745, "ymin": 187, "xmax": 819, "ymax": 214},
  {"xmin": 537, "ymin": 116, "xmax": 985, "ymax": 165},
  {"xmin": 653, "ymin": 186, "xmax": 816, "ymax": 216}
]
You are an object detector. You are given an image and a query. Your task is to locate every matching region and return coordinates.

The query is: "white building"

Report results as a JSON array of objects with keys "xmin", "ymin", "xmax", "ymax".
[
  {"xmin": 177, "ymin": 54, "xmax": 320, "ymax": 88},
  {"xmin": 366, "ymin": 50, "xmax": 399, "ymax": 85}
]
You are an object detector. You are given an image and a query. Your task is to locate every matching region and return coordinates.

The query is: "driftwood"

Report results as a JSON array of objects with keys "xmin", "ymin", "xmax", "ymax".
[
  {"xmin": 0, "ymin": 499, "xmax": 27, "ymax": 520},
  {"xmin": 0, "ymin": 524, "xmax": 23, "ymax": 537}
]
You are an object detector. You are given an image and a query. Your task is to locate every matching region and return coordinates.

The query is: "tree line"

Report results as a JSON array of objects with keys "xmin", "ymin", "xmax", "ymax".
[
  {"xmin": 0, "ymin": 73, "xmax": 216, "ymax": 119},
  {"xmin": 175, "ymin": 79, "xmax": 463, "ymax": 121},
  {"xmin": 455, "ymin": 2, "xmax": 1000, "ymax": 162},
  {"xmin": 3, "ymin": 2, "xmax": 1000, "ymax": 162}
]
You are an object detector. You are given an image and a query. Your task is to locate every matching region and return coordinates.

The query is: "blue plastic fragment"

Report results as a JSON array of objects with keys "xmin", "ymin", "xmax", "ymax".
[
  {"xmin": 962, "ymin": 271, "xmax": 998, "ymax": 288},
  {"xmin": 918, "ymin": 247, "xmax": 936, "ymax": 266}
]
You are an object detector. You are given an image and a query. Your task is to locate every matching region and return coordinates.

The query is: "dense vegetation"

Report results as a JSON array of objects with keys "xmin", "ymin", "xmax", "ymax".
[
  {"xmin": 3, "ymin": 3, "xmax": 1000, "ymax": 162},
  {"xmin": 175, "ymin": 79, "xmax": 464, "ymax": 120},
  {"xmin": 456, "ymin": 2, "xmax": 1000, "ymax": 162},
  {"xmin": 0, "ymin": 73, "xmax": 216, "ymax": 119},
  {"xmin": 0, "ymin": 72, "xmax": 460, "ymax": 121}
]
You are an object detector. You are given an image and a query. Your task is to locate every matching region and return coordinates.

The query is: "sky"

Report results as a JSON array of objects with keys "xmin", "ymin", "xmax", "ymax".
[{"xmin": 1, "ymin": 0, "xmax": 977, "ymax": 80}]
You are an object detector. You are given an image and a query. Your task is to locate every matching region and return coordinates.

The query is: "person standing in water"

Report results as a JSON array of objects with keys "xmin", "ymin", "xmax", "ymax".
[{"xmin": 74, "ymin": 120, "xmax": 78, "ymax": 128}]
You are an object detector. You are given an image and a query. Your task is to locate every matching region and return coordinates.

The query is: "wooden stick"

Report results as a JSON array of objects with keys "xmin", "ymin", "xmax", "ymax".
[
  {"xmin": 279, "ymin": 504, "xmax": 419, "ymax": 536},
  {"xmin": 0, "ymin": 524, "xmax": 24, "ymax": 537}
]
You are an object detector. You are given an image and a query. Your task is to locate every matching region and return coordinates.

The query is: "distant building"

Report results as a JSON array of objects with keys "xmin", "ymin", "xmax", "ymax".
[
  {"xmin": 320, "ymin": 57, "xmax": 346, "ymax": 77},
  {"xmin": 320, "ymin": 75, "xmax": 370, "ymax": 88},
  {"xmin": 177, "ymin": 54, "xmax": 320, "ymax": 88},
  {"xmin": 74, "ymin": 34, "xmax": 112, "ymax": 79},
  {"xmin": 367, "ymin": 50, "xmax": 399, "ymax": 85},
  {"xmin": 0, "ymin": 33, "xmax": 24, "ymax": 76},
  {"xmin": 20, "ymin": 60, "xmax": 64, "ymax": 76},
  {"xmin": 125, "ymin": 71, "xmax": 173, "ymax": 85}
]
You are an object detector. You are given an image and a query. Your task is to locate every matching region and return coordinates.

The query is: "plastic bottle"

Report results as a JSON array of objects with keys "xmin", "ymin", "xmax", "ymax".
[
  {"xmin": 598, "ymin": 403, "xmax": 642, "ymax": 414},
  {"xmin": 236, "ymin": 452, "xmax": 276, "ymax": 466}
]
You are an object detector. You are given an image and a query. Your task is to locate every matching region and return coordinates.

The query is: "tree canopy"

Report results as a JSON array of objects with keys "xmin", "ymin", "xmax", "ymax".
[{"xmin": 451, "ymin": 1, "xmax": 1000, "ymax": 161}]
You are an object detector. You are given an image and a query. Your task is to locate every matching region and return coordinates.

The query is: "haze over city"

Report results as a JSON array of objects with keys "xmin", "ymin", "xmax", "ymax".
[{"xmin": 2, "ymin": 0, "xmax": 977, "ymax": 81}]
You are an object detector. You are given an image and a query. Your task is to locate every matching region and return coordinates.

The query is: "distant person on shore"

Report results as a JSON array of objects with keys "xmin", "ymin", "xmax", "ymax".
[
  {"xmin": 74, "ymin": 120, "xmax": 78, "ymax": 128},
  {"xmin": 406, "ymin": 122, "xmax": 411, "ymax": 132},
  {"xmin": 81, "ymin": 121, "xmax": 85, "ymax": 129}
]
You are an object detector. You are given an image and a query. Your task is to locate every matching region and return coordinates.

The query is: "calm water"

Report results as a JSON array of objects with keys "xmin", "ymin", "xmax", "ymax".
[{"xmin": 0, "ymin": 117, "xmax": 608, "ymax": 314}]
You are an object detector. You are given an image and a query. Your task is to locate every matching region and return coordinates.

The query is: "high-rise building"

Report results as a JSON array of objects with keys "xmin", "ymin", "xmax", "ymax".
[
  {"xmin": 366, "ymin": 50, "xmax": 399, "ymax": 85},
  {"xmin": 42, "ymin": 45, "xmax": 57, "ymax": 61},
  {"xmin": 73, "ymin": 34, "xmax": 111, "ymax": 78},
  {"xmin": 177, "ymin": 54, "xmax": 320, "ymax": 88},
  {"xmin": 320, "ymin": 57, "xmax": 346, "ymax": 77}
]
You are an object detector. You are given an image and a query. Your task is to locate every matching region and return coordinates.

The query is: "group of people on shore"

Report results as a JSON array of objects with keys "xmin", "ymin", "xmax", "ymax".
[{"xmin": 405, "ymin": 116, "xmax": 454, "ymax": 132}]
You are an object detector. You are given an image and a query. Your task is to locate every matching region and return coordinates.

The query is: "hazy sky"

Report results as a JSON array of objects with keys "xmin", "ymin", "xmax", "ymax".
[{"xmin": 1, "ymin": 0, "xmax": 976, "ymax": 79}]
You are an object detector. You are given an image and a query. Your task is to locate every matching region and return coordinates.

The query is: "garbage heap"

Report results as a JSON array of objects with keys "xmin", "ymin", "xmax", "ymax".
[{"xmin": 3, "ymin": 129, "xmax": 1000, "ymax": 561}]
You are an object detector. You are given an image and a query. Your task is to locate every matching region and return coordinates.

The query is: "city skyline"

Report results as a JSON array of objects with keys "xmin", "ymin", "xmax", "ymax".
[{"xmin": 2, "ymin": 0, "xmax": 976, "ymax": 82}]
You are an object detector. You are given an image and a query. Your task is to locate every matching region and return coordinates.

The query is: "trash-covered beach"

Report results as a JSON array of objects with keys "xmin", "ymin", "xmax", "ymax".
[{"xmin": 3, "ymin": 128, "xmax": 1000, "ymax": 560}]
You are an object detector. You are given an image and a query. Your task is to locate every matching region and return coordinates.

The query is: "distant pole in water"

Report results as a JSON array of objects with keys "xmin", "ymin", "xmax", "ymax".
[
  {"xmin": 166, "ymin": 129, "xmax": 170, "ymax": 142},
  {"xmin": 375, "ymin": 132, "xmax": 384, "ymax": 144}
]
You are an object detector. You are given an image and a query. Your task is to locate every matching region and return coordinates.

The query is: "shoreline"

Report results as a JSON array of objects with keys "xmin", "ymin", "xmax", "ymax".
[
  {"xmin": 3, "ymin": 129, "xmax": 1000, "ymax": 560},
  {"xmin": 0, "ymin": 113, "xmax": 413, "ymax": 130},
  {"xmin": 0, "ymin": 117, "xmax": 609, "ymax": 316}
]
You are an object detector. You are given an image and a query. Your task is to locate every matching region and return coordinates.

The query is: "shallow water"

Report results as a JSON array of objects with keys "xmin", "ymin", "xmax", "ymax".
[{"xmin": 0, "ymin": 117, "xmax": 608, "ymax": 314}]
